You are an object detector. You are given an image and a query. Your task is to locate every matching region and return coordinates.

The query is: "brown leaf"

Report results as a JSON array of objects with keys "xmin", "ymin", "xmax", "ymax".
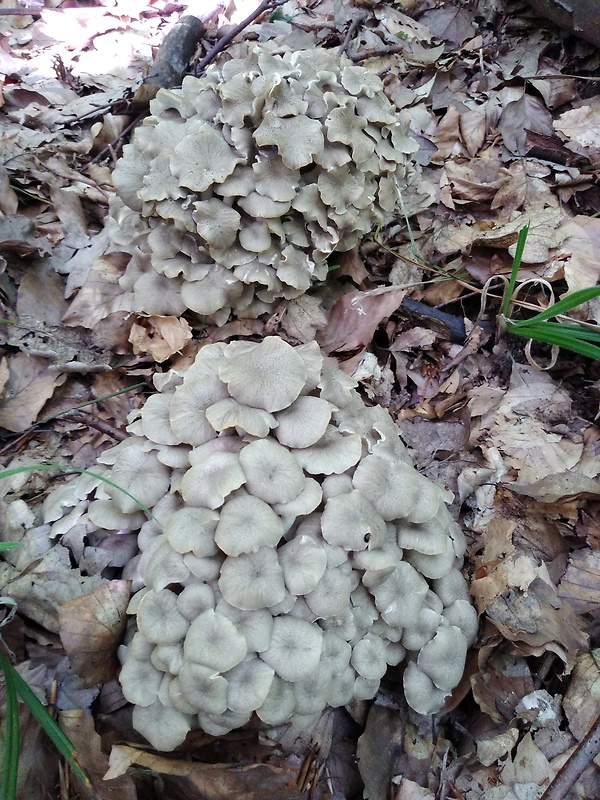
[
  {"xmin": 509, "ymin": 472, "xmax": 600, "ymax": 504},
  {"xmin": 562, "ymin": 650, "xmax": 600, "ymax": 740},
  {"xmin": 558, "ymin": 549, "xmax": 600, "ymax": 616},
  {"xmin": 129, "ymin": 315, "xmax": 193, "ymax": 362},
  {"xmin": 486, "ymin": 578, "xmax": 587, "ymax": 671},
  {"xmin": 62, "ymin": 252, "xmax": 132, "ymax": 329},
  {"xmin": 317, "ymin": 287, "xmax": 407, "ymax": 355},
  {"xmin": 106, "ymin": 744, "xmax": 303, "ymax": 800},
  {"xmin": 59, "ymin": 580, "xmax": 131, "ymax": 684},
  {"xmin": 60, "ymin": 709, "xmax": 137, "ymax": 800},
  {"xmin": 499, "ymin": 93, "xmax": 554, "ymax": 156},
  {"xmin": 0, "ymin": 352, "xmax": 67, "ymax": 431}
]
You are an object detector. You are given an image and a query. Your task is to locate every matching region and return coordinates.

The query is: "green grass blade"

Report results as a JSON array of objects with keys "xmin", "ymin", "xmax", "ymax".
[
  {"xmin": 0, "ymin": 652, "xmax": 20, "ymax": 800},
  {"xmin": 507, "ymin": 322, "xmax": 600, "ymax": 359},
  {"xmin": 0, "ymin": 465, "xmax": 157, "ymax": 522},
  {"xmin": 525, "ymin": 321, "xmax": 600, "ymax": 343},
  {"xmin": 508, "ymin": 286, "xmax": 600, "ymax": 328},
  {"xmin": 0, "ymin": 544, "xmax": 19, "ymax": 553},
  {"xmin": 500, "ymin": 223, "xmax": 530, "ymax": 318},
  {"xmin": 36, "ymin": 382, "xmax": 146, "ymax": 426},
  {"xmin": 0, "ymin": 653, "xmax": 92, "ymax": 792}
]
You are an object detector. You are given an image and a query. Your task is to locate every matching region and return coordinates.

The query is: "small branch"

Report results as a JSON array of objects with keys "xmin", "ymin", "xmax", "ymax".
[
  {"xmin": 0, "ymin": 8, "xmax": 40, "ymax": 16},
  {"xmin": 59, "ymin": 412, "xmax": 128, "ymax": 442},
  {"xmin": 540, "ymin": 712, "xmax": 600, "ymax": 800},
  {"xmin": 194, "ymin": 0, "xmax": 287, "ymax": 75},
  {"xmin": 338, "ymin": 13, "xmax": 368, "ymax": 57},
  {"xmin": 348, "ymin": 43, "xmax": 407, "ymax": 63}
]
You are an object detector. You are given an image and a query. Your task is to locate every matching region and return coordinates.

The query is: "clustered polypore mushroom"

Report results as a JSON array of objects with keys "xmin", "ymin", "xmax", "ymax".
[
  {"xmin": 107, "ymin": 43, "xmax": 421, "ymax": 324},
  {"xmin": 42, "ymin": 337, "xmax": 477, "ymax": 751}
]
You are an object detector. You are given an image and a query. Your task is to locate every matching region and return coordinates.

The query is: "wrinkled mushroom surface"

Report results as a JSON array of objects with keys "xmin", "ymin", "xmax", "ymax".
[
  {"xmin": 108, "ymin": 43, "xmax": 421, "ymax": 324},
  {"xmin": 45, "ymin": 337, "xmax": 475, "ymax": 750}
]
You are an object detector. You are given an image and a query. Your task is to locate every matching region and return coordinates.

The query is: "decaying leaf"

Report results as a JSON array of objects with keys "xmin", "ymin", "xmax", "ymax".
[
  {"xmin": 129, "ymin": 315, "xmax": 193, "ymax": 362},
  {"xmin": 58, "ymin": 580, "xmax": 131, "ymax": 685},
  {"xmin": 0, "ymin": 352, "xmax": 67, "ymax": 432}
]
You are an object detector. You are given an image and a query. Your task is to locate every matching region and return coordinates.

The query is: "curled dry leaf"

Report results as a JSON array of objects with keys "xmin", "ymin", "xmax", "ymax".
[
  {"xmin": 129, "ymin": 315, "xmax": 193, "ymax": 362},
  {"xmin": 58, "ymin": 580, "xmax": 131, "ymax": 684}
]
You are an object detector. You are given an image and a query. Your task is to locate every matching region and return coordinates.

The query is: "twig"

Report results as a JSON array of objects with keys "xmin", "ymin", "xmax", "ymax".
[
  {"xmin": 193, "ymin": 0, "xmax": 287, "ymax": 75},
  {"xmin": 59, "ymin": 412, "xmax": 128, "ymax": 442},
  {"xmin": 86, "ymin": 112, "xmax": 145, "ymax": 166},
  {"xmin": 540, "ymin": 712, "xmax": 600, "ymax": 800},
  {"xmin": 348, "ymin": 43, "xmax": 407, "ymax": 63},
  {"xmin": 338, "ymin": 13, "xmax": 367, "ymax": 57},
  {"xmin": 0, "ymin": 8, "xmax": 40, "ymax": 15}
]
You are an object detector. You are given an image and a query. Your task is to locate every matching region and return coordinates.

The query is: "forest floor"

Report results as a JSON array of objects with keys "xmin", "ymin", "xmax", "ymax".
[{"xmin": 1, "ymin": 0, "xmax": 600, "ymax": 798}]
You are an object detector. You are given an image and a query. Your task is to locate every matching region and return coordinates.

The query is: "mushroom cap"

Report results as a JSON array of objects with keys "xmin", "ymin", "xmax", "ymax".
[
  {"xmin": 180, "ymin": 453, "xmax": 246, "ymax": 510},
  {"xmin": 239, "ymin": 438, "xmax": 306, "ymax": 505},
  {"xmin": 442, "ymin": 600, "xmax": 479, "ymax": 647},
  {"xmin": 183, "ymin": 608, "xmax": 247, "ymax": 672},
  {"xmin": 305, "ymin": 566, "xmax": 352, "ymax": 618},
  {"xmin": 321, "ymin": 490, "xmax": 387, "ymax": 551},
  {"xmin": 132, "ymin": 700, "xmax": 192, "ymax": 751},
  {"xmin": 224, "ymin": 655, "xmax": 275, "ymax": 714},
  {"xmin": 215, "ymin": 603, "xmax": 273, "ymax": 652},
  {"xmin": 219, "ymin": 337, "xmax": 307, "ymax": 412},
  {"xmin": 170, "ymin": 124, "xmax": 244, "ymax": 192},
  {"xmin": 205, "ymin": 398, "xmax": 277, "ymax": 437},
  {"xmin": 273, "ymin": 395, "xmax": 334, "ymax": 449},
  {"xmin": 351, "ymin": 632, "xmax": 388, "ymax": 680},
  {"xmin": 352, "ymin": 454, "xmax": 420, "ymax": 521},
  {"xmin": 417, "ymin": 625, "xmax": 468, "ymax": 692},
  {"xmin": 177, "ymin": 583, "xmax": 216, "ymax": 621},
  {"xmin": 164, "ymin": 507, "xmax": 219, "ymax": 556},
  {"xmin": 293, "ymin": 427, "xmax": 362, "ymax": 475},
  {"xmin": 218, "ymin": 547, "xmax": 286, "ymax": 610},
  {"xmin": 403, "ymin": 661, "xmax": 449, "ymax": 715},
  {"xmin": 278, "ymin": 534, "xmax": 328, "ymax": 595},
  {"xmin": 215, "ymin": 490, "xmax": 284, "ymax": 556},
  {"xmin": 178, "ymin": 661, "xmax": 228, "ymax": 714},
  {"xmin": 260, "ymin": 616, "xmax": 323, "ymax": 682},
  {"xmin": 256, "ymin": 675, "xmax": 296, "ymax": 725},
  {"xmin": 136, "ymin": 588, "xmax": 190, "ymax": 645},
  {"xmin": 100, "ymin": 439, "xmax": 170, "ymax": 514},
  {"xmin": 371, "ymin": 562, "xmax": 429, "ymax": 629}
]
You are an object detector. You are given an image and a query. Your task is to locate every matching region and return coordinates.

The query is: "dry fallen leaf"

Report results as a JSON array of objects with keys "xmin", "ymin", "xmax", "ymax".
[
  {"xmin": 0, "ymin": 352, "xmax": 67, "ymax": 432},
  {"xmin": 58, "ymin": 580, "xmax": 131, "ymax": 685},
  {"xmin": 129, "ymin": 315, "xmax": 193, "ymax": 362},
  {"xmin": 60, "ymin": 709, "xmax": 137, "ymax": 800}
]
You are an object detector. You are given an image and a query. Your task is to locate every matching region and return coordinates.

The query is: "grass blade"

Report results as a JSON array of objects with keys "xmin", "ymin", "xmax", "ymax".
[
  {"xmin": 0, "ymin": 465, "xmax": 157, "ymax": 522},
  {"xmin": 0, "ymin": 544, "xmax": 19, "ymax": 553},
  {"xmin": 0, "ymin": 653, "xmax": 93, "ymax": 792},
  {"xmin": 508, "ymin": 286, "xmax": 600, "ymax": 328},
  {"xmin": 507, "ymin": 322, "xmax": 600, "ymax": 359},
  {"xmin": 500, "ymin": 223, "xmax": 529, "ymax": 318},
  {"xmin": 0, "ymin": 652, "xmax": 20, "ymax": 800}
]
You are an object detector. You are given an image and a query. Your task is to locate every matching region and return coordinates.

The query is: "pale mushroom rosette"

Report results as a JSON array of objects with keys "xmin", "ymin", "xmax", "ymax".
[
  {"xmin": 43, "ymin": 338, "xmax": 476, "ymax": 751},
  {"xmin": 108, "ymin": 44, "xmax": 421, "ymax": 324}
]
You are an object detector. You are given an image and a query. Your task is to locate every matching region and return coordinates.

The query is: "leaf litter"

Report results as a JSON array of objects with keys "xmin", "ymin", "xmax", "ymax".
[{"xmin": 1, "ymin": 0, "xmax": 600, "ymax": 797}]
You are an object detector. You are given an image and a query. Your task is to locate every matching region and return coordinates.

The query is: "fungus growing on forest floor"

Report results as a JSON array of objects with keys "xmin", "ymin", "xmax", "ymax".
[
  {"xmin": 107, "ymin": 42, "xmax": 421, "ymax": 324},
  {"xmin": 43, "ymin": 337, "xmax": 477, "ymax": 750}
]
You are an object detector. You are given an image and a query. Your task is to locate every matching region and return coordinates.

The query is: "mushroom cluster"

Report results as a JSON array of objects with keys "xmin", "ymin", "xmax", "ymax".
[
  {"xmin": 43, "ymin": 337, "xmax": 476, "ymax": 751},
  {"xmin": 108, "ymin": 44, "xmax": 421, "ymax": 323}
]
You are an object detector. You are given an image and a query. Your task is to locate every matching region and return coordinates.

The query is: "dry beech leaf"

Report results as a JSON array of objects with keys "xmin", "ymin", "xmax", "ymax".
[
  {"xmin": 60, "ymin": 709, "xmax": 137, "ymax": 800},
  {"xmin": 59, "ymin": 580, "xmax": 131, "ymax": 684},
  {"xmin": 499, "ymin": 93, "xmax": 554, "ymax": 156},
  {"xmin": 471, "ymin": 651, "xmax": 535, "ymax": 723}
]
